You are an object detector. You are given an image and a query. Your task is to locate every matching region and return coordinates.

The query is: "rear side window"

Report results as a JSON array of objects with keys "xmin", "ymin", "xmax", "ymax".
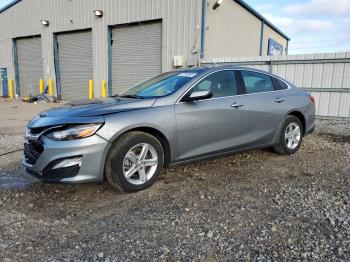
[
  {"xmin": 241, "ymin": 71, "xmax": 274, "ymax": 94},
  {"xmin": 273, "ymin": 78, "xmax": 289, "ymax": 90}
]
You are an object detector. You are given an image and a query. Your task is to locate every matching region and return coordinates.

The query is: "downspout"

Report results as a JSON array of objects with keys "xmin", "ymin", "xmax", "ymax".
[
  {"xmin": 286, "ymin": 40, "xmax": 289, "ymax": 55},
  {"xmin": 259, "ymin": 20, "xmax": 264, "ymax": 56},
  {"xmin": 200, "ymin": 0, "xmax": 206, "ymax": 59}
]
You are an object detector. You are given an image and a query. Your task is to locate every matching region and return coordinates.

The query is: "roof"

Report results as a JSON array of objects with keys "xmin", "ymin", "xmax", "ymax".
[
  {"xmin": 0, "ymin": 0, "xmax": 21, "ymax": 14},
  {"xmin": 0, "ymin": 0, "xmax": 290, "ymax": 41},
  {"xmin": 234, "ymin": 0, "xmax": 290, "ymax": 41}
]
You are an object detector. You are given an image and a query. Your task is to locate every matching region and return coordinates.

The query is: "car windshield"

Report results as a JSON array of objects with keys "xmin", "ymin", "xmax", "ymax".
[{"xmin": 119, "ymin": 71, "xmax": 198, "ymax": 98}]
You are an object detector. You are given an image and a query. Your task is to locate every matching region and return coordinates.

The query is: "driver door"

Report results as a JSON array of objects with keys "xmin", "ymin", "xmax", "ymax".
[{"xmin": 174, "ymin": 70, "xmax": 248, "ymax": 161}]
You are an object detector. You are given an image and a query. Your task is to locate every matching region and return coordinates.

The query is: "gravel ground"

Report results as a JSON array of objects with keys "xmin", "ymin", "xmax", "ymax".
[{"xmin": 0, "ymin": 119, "xmax": 349, "ymax": 261}]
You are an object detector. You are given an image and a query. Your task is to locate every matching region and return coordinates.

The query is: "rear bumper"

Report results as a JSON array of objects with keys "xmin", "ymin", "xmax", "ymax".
[
  {"xmin": 305, "ymin": 122, "xmax": 315, "ymax": 136},
  {"xmin": 23, "ymin": 135, "xmax": 109, "ymax": 183}
]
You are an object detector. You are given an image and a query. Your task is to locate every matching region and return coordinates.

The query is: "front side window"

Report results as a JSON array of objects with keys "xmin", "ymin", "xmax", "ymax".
[
  {"xmin": 120, "ymin": 71, "xmax": 199, "ymax": 98},
  {"xmin": 241, "ymin": 71, "xmax": 274, "ymax": 94},
  {"xmin": 191, "ymin": 70, "xmax": 237, "ymax": 99}
]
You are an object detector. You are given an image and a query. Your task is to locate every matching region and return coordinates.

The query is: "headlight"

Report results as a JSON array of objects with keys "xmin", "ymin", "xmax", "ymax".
[{"xmin": 46, "ymin": 124, "xmax": 102, "ymax": 141}]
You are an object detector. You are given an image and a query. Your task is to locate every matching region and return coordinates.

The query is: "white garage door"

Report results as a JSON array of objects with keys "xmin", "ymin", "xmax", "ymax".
[
  {"xmin": 110, "ymin": 21, "xmax": 162, "ymax": 95},
  {"xmin": 56, "ymin": 30, "xmax": 93, "ymax": 101},
  {"xmin": 16, "ymin": 36, "xmax": 43, "ymax": 97}
]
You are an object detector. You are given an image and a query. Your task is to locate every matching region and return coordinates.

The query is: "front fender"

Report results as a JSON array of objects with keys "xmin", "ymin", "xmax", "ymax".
[{"xmin": 96, "ymin": 106, "xmax": 178, "ymax": 161}]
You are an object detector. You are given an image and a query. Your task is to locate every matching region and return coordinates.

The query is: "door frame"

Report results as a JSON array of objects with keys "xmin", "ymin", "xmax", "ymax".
[{"xmin": 1, "ymin": 68, "xmax": 8, "ymax": 97}]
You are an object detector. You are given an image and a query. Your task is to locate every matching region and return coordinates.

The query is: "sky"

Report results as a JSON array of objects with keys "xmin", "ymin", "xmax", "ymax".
[
  {"xmin": 0, "ymin": 0, "xmax": 11, "ymax": 9},
  {"xmin": 244, "ymin": 0, "xmax": 350, "ymax": 54},
  {"xmin": 1, "ymin": 0, "xmax": 350, "ymax": 54}
]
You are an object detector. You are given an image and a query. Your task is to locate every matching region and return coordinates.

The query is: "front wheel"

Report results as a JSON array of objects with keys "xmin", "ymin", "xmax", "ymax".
[
  {"xmin": 273, "ymin": 115, "xmax": 303, "ymax": 155},
  {"xmin": 105, "ymin": 131, "xmax": 164, "ymax": 192}
]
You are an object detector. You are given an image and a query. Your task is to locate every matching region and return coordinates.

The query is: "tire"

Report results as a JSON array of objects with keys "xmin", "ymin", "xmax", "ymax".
[
  {"xmin": 273, "ymin": 115, "xmax": 303, "ymax": 155},
  {"xmin": 105, "ymin": 131, "xmax": 164, "ymax": 192}
]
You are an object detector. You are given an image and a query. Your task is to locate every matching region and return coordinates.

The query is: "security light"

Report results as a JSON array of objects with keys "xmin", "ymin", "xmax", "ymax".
[
  {"xmin": 94, "ymin": 10, "xmax": 103, "ymax": 17},
  {"xmin": 41, "ymin": 20, "xmax": 49, "ymax": 26},
  {"xmin": 213, "ymin": 0, "xmax": 224, "ymax": 9}
]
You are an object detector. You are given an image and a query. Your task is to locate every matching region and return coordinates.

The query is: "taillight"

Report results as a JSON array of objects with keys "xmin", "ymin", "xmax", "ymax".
[{"xmin": 309, "ymin": 95, "xmax": 315, "ymax": 105}]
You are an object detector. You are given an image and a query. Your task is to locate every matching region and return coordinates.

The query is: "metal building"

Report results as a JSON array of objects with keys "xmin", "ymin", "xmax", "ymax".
[{"xmin": 0, "ymin": 0, "xmax": 288, "ymax": 100}]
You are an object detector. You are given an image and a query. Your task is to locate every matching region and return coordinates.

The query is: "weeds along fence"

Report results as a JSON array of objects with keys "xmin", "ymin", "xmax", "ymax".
[{"xmin": 202, "ymin": 52, "xmax": 350, "ymax": 120}]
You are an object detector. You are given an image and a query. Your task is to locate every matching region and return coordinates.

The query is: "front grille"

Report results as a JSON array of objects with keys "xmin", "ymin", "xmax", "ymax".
[{"xmin": 24, "ymin": 141, "xmax": 44, "ymax": 165}]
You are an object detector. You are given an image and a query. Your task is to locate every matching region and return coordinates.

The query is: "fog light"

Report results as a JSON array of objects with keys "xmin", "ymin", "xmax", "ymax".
[{"xmin": 52, "ymin": 157, "xmax": 82, "ymax": 169}]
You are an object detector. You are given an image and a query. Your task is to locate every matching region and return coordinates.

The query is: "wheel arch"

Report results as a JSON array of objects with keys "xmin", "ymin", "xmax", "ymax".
[
  {"xmin": 272, "ymin": 110, "xmax": 306, "ymax": 145},
  {"xmin": 105, "ymin": 126, "xmax": 172, "ymax": 169},
  {"xmin": 288, "ymin": 111, "xmax": 306, "ymax": 134}
]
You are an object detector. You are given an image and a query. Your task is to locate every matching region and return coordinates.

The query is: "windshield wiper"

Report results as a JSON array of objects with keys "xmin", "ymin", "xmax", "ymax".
[{"xmin": 119, "ymin": 94, "xmax": 145, "ymax": 99}]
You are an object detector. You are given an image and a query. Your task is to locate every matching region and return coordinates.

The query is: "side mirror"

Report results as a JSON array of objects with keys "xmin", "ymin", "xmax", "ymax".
[{"xmin": 188, "ymin": 90, "xmax": 213, "ymax": 101}]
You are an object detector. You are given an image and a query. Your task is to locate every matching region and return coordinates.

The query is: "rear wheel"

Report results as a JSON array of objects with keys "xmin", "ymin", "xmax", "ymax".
[
  {"xmin": 273, "ymin": 115, "xmax": 303, "ymax": 155},
  {"xmin": 105, "ymin": 131, "xmax": 164, "ymax": 192}
]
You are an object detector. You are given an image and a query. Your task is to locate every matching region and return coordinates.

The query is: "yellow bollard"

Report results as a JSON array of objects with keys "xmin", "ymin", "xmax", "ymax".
[
  {"xmin": 89, "ymin": 80, "xmax": 93, "ymax": 100},
  {"xmin": 49, "ymin": 79, "xmax": 53, "ymax": 96},
  {"xmin": 39, "ymin": 79, "xmax": 44, "ymax": 94},
  {"xmin": 101, "ymin": 80, "xmax": 107, "ymax": 98},
  {"xmin": 8, "ymin": 79, "xmax": 14, "ymax": 99}
]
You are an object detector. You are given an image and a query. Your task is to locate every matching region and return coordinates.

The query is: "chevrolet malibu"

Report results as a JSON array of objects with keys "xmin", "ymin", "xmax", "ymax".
[{"xmin": 24, "ymin": 66, "xmax": 315, "ymax": 192}]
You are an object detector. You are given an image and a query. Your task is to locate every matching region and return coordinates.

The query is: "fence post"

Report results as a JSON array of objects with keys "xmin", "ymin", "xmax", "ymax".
[{"xmin": 269, "ymin": 58, "xmax": 273, "ymax": 73}]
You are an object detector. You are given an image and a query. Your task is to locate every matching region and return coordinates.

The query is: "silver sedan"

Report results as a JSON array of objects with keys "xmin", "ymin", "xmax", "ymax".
[{"xmin": 24, "ymin": 66, "xmax": 315, "ymax": 192}]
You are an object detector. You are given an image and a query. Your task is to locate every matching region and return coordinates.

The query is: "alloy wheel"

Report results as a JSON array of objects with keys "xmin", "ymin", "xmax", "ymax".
[
  {"xmin": 122, "ymin": 143, "xmax": 158, "ymax": 185},
  {"xmin": 284, "ymin": 122, "xmax": 301, "ymax": 150}
]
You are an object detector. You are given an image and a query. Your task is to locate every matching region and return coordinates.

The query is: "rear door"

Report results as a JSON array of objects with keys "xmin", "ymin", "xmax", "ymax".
[
  {"xmin": 234, "ymin": 70, "xmax": 291, "ymax": 146},
  {"xmin": 175, "ymin": 70, "xmax": 248, "ymax": 160}
]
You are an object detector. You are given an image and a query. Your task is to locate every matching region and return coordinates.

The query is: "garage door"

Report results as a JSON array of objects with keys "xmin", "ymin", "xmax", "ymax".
[
  {"xmin": 111, "ymin": 21, "xmax": 162, "ymax": 94},
  {"xmin": 56, "ymin": 30, "xmax": 92, "ymax": 101},
  {"xmin": 16, "ymin": 36, "xmax": 43, "ymax": 97}
]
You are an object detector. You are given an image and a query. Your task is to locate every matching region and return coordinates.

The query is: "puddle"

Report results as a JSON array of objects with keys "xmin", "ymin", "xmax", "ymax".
[{"xmin": 0, "ymin": 172, "xmax": 37, "ymax": 189}]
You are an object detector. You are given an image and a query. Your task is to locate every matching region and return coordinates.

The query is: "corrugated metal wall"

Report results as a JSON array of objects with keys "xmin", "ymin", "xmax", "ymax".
[
  {"xmin": 204, "ymin": 0, "xmax": 288, "ymax": 59},
  {"xmin": 202, "ymin": 52, "xmax": 350, "ymax": 119},
  {"xmin": 262, "ymin": 24, "xmax": 288, "ymax": 56},
  {"xmin": 0, "ymin": 0, "xmax": 201, "ymax": 98},
  {"xmin": 0, "ymin": 39, "xmax": 14, "ymax": 97},
  {"xmin": 205, "ymin": 0, "xmax": 261, "ymax": 58}
]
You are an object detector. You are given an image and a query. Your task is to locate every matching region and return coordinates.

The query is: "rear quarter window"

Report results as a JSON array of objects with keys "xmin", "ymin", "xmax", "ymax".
[
  {"xmin": 273, "ymin": 78, "xmax": 289, "ymax": 90},
  {"xmin": 241, "ymin": 71, "xmax": 274, "ymax": 94}
]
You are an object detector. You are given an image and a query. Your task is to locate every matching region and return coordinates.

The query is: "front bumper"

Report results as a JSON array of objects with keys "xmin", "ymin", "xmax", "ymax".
[{"xmin": 23, "ymin": 135, "xmax": 109, "ymax": 183}]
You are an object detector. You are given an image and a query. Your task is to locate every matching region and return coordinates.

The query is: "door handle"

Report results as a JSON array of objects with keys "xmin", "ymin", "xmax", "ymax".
[
  {"xmin": 231, "ymin": 102, "xmax": 244, "ymax": 109},
  {"xmin": 275, "ymin": 98, "xmax": 285, "ymax": 103}
]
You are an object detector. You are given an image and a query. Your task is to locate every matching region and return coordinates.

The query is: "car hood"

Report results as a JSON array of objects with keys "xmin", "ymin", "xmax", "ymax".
[
  {"xmin": 27, "ymin": 97, "xmax": 157, "ymax": 129},
  {"xmin": 44, "ymin": 97, "xmax": 156, "ymax": 117}
]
